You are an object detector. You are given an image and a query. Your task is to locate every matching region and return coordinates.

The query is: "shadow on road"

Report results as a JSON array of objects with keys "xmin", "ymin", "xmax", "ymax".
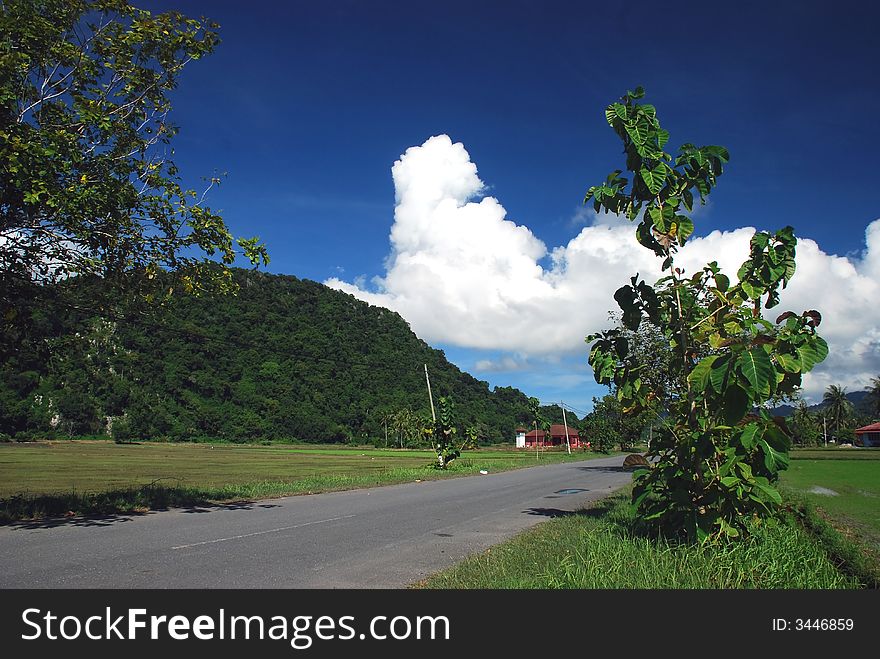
[
  {"xmin": 522, "ymin": 504, "xmax": 616, "ymax": 519},
  {"xmin": 3, "ymin": 513, "xmax": 145, "ymax": 530},
  {"xmin": 574, "ymin": 464, "xmax": 627, "ymax": 474},
  {"xmin": 3, "ymin": 501, "xmax": 283, "ymax": 530},
  {"xmin": 178, "ymin": 502, "xmax": 281, "ymax": 514}
]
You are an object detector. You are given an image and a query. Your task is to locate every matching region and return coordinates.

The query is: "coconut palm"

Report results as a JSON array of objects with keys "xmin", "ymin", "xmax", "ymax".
[
  {"xmin": 822, "ymin": 385, "xmax": 853, "ymax": 434},
  {"xmin": 869, "ymin": 376, "xmax": 880, "ymax": 417},
  {"xmin": 791, "ymin": 401, "xmax": 820, "ymax": 446}
]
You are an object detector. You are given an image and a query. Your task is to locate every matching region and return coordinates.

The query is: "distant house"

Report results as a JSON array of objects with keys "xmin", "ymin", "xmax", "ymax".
[
  {"xmin": 522, "ymin": 424, "xmax": 583, "ymax": 449},
  {"xmin": 515, "ymin": 427, "xmax": 528, "ymax": 448},
  {"xmin": 855, "ymin": 422, "xmax": 880, "ymax": 447}
]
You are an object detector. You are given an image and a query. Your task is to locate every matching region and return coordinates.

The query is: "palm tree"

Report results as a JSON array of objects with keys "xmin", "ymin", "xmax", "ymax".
[
  {"xmin": 791, "ymin": 401, "xmax": 819, "ymax": 446},
  {"xmin": 869, "ymin": 376, "xmax": 880, "ymax": 417},
  {"xmin": 823, "ymin": 385, "xmax": 853, "ymax": 435}
]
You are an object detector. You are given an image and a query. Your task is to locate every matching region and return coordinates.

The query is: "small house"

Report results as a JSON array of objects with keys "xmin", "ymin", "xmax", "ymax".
[
  {"xmin": 855, "ymin": 422, "xmax": 880, "ymax": 447},
  {"xmin": 522, "ymin": 424, "xmax": 583, "ymax": 449}
]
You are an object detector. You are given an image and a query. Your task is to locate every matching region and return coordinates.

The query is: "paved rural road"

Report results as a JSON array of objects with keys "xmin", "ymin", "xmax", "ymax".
[{"xmin": 0, "ymin": 455, "xmax": 629, "ymax": 588}]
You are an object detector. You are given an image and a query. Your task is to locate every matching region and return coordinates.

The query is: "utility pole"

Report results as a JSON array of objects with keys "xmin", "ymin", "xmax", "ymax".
[
  {"xmin": 823, "ymin": 415, "xmax": 827, "ymax": 447},
  {"xmin": 535, "ymin": 420, "xmax": 539, "ymax": 461},
  {"xmin": 424, "ymin": 364, "xmax": 436, "ymax": 423},
  {"xmin": 561, "ymin": 401, "xmax": 572, "ymax": 455}
]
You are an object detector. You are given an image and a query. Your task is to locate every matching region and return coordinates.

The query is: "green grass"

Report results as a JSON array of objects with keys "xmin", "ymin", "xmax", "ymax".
[
  {"xmin": 420, "ymin": 490, "xmax": 867, "ymax": 589},
  {"xmin": 0, "ymin": 440, "xmax": 608, "ymax": 522},
  {"xmin": 782, "ymin": 449, "xmax": 880, "ymax": 553},
  {"xmin": 789, "ymin": 447, "xmax": 880, "ymax": 460},
  {"xmin": 421, "ymin": 451, "xmax": 880, "ymax": 589}
]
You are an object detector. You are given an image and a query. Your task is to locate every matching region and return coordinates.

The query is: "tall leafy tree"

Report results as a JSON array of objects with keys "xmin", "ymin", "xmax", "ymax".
[
  {"xmin": 585, "ymin": 87, "xmax": 827, "ymax": 542},
  {"xmin": 1, "ymin": 0, "xmax": 268, "ymax": 358},
  {"xmin": 822, "ymin": 384, "xmax": 853, "ymax": 434},
  {"xmin": 584, "ymin": 394, "xmax": 652, "ymax": 452}
]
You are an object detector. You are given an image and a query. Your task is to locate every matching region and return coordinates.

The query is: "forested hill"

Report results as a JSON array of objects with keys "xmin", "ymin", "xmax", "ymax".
[
  {"xmin": 2, "ymin": 269, "xmax": 541, "ymax": 444},
  {"xmin": 769, "ymin": 391, "xmax": 872, "ymax": 418}
]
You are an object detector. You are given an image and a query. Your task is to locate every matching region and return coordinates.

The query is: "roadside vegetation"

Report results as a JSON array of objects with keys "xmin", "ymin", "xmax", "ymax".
[
  {"xmin": 421, "ymin": 449, "xmax": 879, "ymax": 589},
  {"xmin": 421, "ymin": 486, "xmax": 877, "ymax": 589},
  {"xmin": 0, "ymin": 441, "xmax": 607, "ymax": 523}
]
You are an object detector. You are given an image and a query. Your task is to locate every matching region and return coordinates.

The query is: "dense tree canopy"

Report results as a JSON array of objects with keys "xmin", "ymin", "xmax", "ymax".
[
  {"xmin": 0, "ymin": 269, "xmax": 543, "ymax": 444},
  {"xmin": 1, "ymin": 0, "xmax": 267, "ymax": 360}
]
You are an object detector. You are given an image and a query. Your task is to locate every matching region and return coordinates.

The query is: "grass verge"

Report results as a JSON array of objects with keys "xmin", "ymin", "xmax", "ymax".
[
  {"xmin": 419, "ymin": 489, "xmax": 873, "ymax": 589},
  {"xmin": 782, "ymin": 490, "xmax": 880, "ymax": 589}
]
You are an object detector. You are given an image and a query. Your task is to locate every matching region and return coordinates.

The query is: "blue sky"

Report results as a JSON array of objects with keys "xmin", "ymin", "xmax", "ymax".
[{"xmin": 141, "ymin": 0, "xmax": 879, "ymax": 414}]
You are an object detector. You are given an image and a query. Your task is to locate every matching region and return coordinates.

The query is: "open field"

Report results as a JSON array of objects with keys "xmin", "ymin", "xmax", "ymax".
[
  {"xmin": 420, "ymin": 490, "xmax": 865, "ymax": 589},
  {"xmin": 0, "ymin": 440, "xmax": 598, "ymax": 496},
  {"xmin": 0, "ymin": 440, "xmax": 607, "ymax": 521},
  {"xmin": 788, "ymin": 447, "xmax": 880, "ymax": 461},
  {"xmin": 782, "ymin": 448, "xmax": 880, "ymax": 551}
]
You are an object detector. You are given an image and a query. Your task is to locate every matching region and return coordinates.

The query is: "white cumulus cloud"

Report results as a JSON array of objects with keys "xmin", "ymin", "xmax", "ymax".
[{"xmin": 326, "ymin": 134, "xmax": 880, "ymax": 401}]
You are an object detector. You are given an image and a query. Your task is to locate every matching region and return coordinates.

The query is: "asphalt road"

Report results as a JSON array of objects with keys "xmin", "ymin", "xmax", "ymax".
[{"xmin": 0, "ymin": 455, "xmax": 630, "ymax": 588}]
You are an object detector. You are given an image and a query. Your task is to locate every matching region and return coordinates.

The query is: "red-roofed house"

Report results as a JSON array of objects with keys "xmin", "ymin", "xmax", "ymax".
[
  {"xmin": 522, "ymin": 424, "xmax": 583, "ymax": 449},
  {"xmin": 855, "ymin": 422, "xmax": 880, "ymax": 447}
]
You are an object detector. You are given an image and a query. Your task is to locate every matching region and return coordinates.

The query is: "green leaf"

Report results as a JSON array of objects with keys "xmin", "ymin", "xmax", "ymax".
[
  {"xmin": 639, "ymin": 165, "xmax": 666, "ymax": 195},
  {"xmin": 775, "ymin": 352, "xmax": 801, "ymax": 373},
  {"xmin": 736, "ymin": 349, "xmax": 773, "ymax": 395},
  {"xmin": 758, "ymin": 438, "xmax": 789, "ymax": 474},
  {"xmin": 722, "ymin": 384, "xmax": 749, "ymax": 425},
  {"xmin": 676, "ymin": 216, "xmax": 694, "ymax": 243},
  {"xmin": 688, "ymin": 355, "xmax": 718, "ymax": 392},
  {"xmin": 720, "ymin": 519, "xmax": 740, "ymax": 538},
  {"xmin": 605, "ymin": 107, "xmax": 618, "ymax": 126},
  {"xmin": 656, "ymin": 128, "xmax": 669, "ymax": 148},
  {"xmin": 709, "ymin": 355, "xmax": 731, "ymax": 393},
  {"xmin": 797, "ymin": 336, "xmax": 828, "ymax": 372},
  {"xmin": 741, "ymin": 280, "xmax": 761, "ymax": 299},
  {"xmin": 652, "ymin": 165, "xmax": 667, "ymax": 191},
  {"xmin": 735, "ymin": 461, "xmax": 754, "ymax": 482},
  {"xmin": 738, "ymin": 423, "xmax": 760, "ymax": 450},
  {"xmin": 751, "ymin": 232, "xmax": 770, "ymax": 249},
  {"xmin": 752, "ymin": 478, "xmax": 783, "ymax": 505},
  {"xmin": 682, "ymin": 188, "xmax": 694, "ymax": 211},
  {"xmin": 640, "ymin": 166, "xmax": 661, "ymax": 194},
  {"xmin": 627, "ymin": 122, "xmax": 647, "ymax": 145},
  {"xmin": 723, "ymin": 320, "xmax": 741, "ymax": 334},
  {"xmin": 696, "ymin": 525, "xmax": 709, "ymax": 543}
]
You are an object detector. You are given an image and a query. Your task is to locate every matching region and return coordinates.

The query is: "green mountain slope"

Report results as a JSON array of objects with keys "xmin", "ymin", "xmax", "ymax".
[{"xmin": 2, "ymin": 269, "xmax": 540, "ymax": 444}]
